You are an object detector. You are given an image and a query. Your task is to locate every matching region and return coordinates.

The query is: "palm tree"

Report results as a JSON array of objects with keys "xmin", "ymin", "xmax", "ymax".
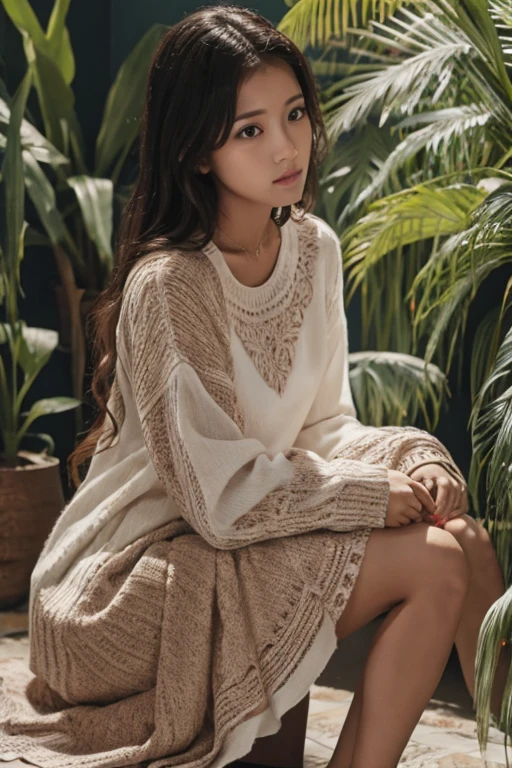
[{"xmin": 278, "ymin": 0, "xmax": 512, "ymax": 754}]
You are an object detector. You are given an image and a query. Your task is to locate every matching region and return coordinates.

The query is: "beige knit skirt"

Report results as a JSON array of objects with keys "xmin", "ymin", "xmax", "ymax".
[{"xmin": 0, "ymin": 512, "xmax": 373, "ymax": 768}]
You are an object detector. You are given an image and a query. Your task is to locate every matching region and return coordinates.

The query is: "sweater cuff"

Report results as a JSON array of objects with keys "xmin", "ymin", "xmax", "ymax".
[
  {"xmin": 401, "ymin": 451, "xmax": 466, "ymax": 484},
  {"xmin": 332, "ymin": 459, "xmax": 390, "ymax": 530}
]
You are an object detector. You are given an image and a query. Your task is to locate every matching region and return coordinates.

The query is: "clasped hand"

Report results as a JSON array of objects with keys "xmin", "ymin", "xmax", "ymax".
[{"xmin": 385, "ymin": 465, "xmax": 469, "ymax": 529}]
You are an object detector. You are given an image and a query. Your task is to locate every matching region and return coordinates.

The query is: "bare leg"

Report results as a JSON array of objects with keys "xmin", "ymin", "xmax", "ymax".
[
  {"xmin": 330, "ymin": 515, "xmax": 510, "ymax": 767},
  {"xmin": 327, "ymin": 523, "xmax": 470, "ymax": 768},
  {"xmin": 327, "ymin": 673, "xmax": 364, "ymax": 768},
  {"xmin": 442, "ymin": 515, "xmax": 510, "ymax": 718}
]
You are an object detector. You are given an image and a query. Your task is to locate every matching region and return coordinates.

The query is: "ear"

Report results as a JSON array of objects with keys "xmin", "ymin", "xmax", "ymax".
[{"xmin": 196, "ymin": 160, "xmax": 211, "ymax": 174}]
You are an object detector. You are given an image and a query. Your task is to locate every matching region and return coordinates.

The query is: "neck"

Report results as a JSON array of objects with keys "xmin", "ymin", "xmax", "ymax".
[{"xmin": 214, "ymin": 217, "xmax": 278, "ymax": 258}]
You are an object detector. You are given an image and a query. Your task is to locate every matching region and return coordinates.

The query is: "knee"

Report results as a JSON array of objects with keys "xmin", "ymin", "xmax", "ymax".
[
  {"xmin": 443, "ymin": 514, "xmax": 496, "ymax": 568},
  {"xmin": 423, "ymin": 526, "xmax": 471, "ymax": 599}
]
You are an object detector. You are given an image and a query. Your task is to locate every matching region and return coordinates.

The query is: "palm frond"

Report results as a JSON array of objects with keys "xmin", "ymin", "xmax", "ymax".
[
  {"xmin": 469, "ymin": 317, "xmax": 512, "ymax": 531},
  {"xmin": 348, "ymin": 350, "xmax": 448, "ymax": 429},
  {"xmin": 342, "ymin": 183, "xmax": 486, "ymax": 301},
  {"xmin": 277, "ymin": 0, "xmax": 408, "ymax": 49},
  {"xmin": 317, "ymin": 122, "xmax": 398, "ymax": 226},
  {"xmin": 474, "ymin": 587, "xmax": 512, "ymax": 752},
  {"xmin": 471, "ymin": 306, "xmax": 502, "ymax": 402},
  {"xmin": 325, "ymin": 39, "xmax": 470, "ymax": 140},
  {"xmin": 346, "ymin": 105, "xmax": 492, "ymax": 215}
]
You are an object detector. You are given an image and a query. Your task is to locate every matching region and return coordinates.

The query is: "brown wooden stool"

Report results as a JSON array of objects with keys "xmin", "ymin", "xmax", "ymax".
[{"xmin": 229, "ymin": 690, "xmax": 310, "ymax": 768}]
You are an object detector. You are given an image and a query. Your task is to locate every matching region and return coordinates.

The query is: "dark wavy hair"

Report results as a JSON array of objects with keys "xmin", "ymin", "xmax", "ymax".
[{"xmin": 67, "ymin": 2, "xmax": 331, "ymax": 490}]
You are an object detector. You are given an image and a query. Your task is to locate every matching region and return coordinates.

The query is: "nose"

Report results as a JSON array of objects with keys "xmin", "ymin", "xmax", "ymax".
[{"xmin": 272, "ymin": 125, "xmax": 300, "ymax": 164}]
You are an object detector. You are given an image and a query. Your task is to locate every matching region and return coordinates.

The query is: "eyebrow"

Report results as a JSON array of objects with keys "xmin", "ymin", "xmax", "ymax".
[{"xmin": 234, "ymin": 93, "xmax": 304, "ymax": 123}]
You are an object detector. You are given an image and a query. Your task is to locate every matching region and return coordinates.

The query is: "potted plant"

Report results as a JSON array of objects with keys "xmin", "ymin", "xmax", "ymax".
[
  {"xmin": 0, "ymin": 0, "xmax": 168, "ymax": 434},
  {"xmin": 0, "ymin": 69, "xmax": 80, "ymax": 610}
]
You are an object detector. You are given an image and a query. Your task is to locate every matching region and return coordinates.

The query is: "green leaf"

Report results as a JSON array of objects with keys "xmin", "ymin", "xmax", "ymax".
[
  {"xmin": 95, "ymin": 23, "xmax": 168, "ymax": 177},
  {"xmin": 22, "ymin": 150, "xmax": 66, "ymax": 245},
  {"xmin": 342, "ymin": 184, "xmax": 486, "ymax": 297},
  {"xmin": 0, "ymin": 97, "xmax": 69, "ymax": 167},
  {"xmin": 67, "ymin": 175, "xmax": 113, "ymax": 269},
  {"xmin": 475, "ymin": 587, "xmax": 512, "ymax": 747},
  {"xmin": 20, "ymin": 396, "xmax": 81, "ymax": 420},
  {"xmin": 2, "ymin": 0, "xmax": 75, "ymax": 85},
  {"xmin": 17, "ymin": 396, "xmax": 81, "ymax": 442},
  {"xmin": 348, "ymin": 349, "xmax": 448, "ymax": 429},
  {"xmin": 326, "ymin": 39, "xmax": 471, "ymax": 139},
  {"xmin": 23, "ymin": 37, "xmax": 84, "ymax": 167},
  {"xmin": 277, "ymin": 0, "xmax": 407, "ymax": 48},
  {"xmin": 46, "ymin": 0, "xmax": 75, "ymax": 84},
  {"xmin": 350, "ymin": 105, "xmax": 492, "ymax": 212},
  {"xmin": 1, "ymin": 0, "xmax": 49, "ymax": 54},
  {"xmin": 15, "ymin": 325, "xmax": 59, "ymax": 379},
  {"xmin": 21, "ymin": 430, "xmax": 56, "ymax": 455},
  {"xmin": 0, "ymin": 70, "xmax": 32, "ymax": 294}
]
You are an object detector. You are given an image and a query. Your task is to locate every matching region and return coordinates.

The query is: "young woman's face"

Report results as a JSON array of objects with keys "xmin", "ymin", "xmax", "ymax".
[{"xmin": 199, "ymin": 58, "xmax": 313, "ymax": 206}]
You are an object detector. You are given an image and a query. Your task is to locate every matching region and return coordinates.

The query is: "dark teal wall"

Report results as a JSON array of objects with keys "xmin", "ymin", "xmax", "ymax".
[{"xmin": 110, "ymin": 1, "xmax": 287, "ymax": 77}]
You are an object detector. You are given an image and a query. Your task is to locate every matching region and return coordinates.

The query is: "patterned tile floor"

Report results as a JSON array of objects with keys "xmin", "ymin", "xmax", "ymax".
[{"xmin": 1, "ymin": 609, "xmax": 510, "ymax": 768}]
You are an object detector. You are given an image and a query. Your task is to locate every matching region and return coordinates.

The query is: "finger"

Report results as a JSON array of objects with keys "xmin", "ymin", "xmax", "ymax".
[
  {"xmin": 439, "ymin": 479, "xmax": 462, "ymax": 522},
  {"xmin": 410, "ymin": 479, "xmax": 436, "ymax": 515},
  {"xmin": 421, "ymin": 479, "xmax": 438, "ymax": 522},
  {"xmin": 407, "ymin": 491, "xmax": 422, "ymax": 513},
  {"xmin": 440, "ymin": 485, "xmax": 460, "ymax": 524},
  {"xmin": 434, "ymin": 477, "xmax": 452, "ymax": 518}
]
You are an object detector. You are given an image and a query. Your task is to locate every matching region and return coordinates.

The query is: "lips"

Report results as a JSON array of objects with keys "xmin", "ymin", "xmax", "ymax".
[{"xmin": 274, "ymin": 169, "xmax": 302, "ymax": 182}]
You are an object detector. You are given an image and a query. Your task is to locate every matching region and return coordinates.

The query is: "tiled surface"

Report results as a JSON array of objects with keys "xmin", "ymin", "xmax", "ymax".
[
  {"xmin": 1, "ymin": 613, "xmax": 511, "ymax": 768},
  {"xmin": 306, "ymin": 684, "xmax": 511, "ymax": 768}
]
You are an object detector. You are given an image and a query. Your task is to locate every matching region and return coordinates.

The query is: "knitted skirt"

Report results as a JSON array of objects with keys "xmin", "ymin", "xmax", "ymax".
[{"xmin": 0, "ymin": 512, "xmax": 372, "ymax": 768}]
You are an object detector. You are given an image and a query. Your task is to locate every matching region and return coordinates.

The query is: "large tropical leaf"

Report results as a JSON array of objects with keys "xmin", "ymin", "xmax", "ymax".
[
  {"xmin": 22, "ymin": 150, "xmax": 66, "ymax": 246},
  {"xmin": 0, "ymin": 70, "xmax": 32, "ymax": 304},
  {"xmin": 348, "ymin": 349, "xmax": 448, "ymax": 429},
  {"xmin": 0, "ymin": 96, "xmax": 69, "ymax": 167},
  {"xmin": 22, "ymin": 37, "xmax": 84, "ymax": 169},
  {"xmin": 94, "ymin": 23, "xmax": 168, "ymax": 179},
  {"xmin": 0, "ymin": 0, "xmax": 75, "ymax": 84},
  {"xmin": 67, "ymin": 175, "xmax": 113, "ymax": 272}
]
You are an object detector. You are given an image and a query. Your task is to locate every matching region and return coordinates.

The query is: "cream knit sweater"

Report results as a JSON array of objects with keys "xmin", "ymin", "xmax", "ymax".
[{"xmin": 0, "ymin": 212, "xmax": 464, "ymax": 768}]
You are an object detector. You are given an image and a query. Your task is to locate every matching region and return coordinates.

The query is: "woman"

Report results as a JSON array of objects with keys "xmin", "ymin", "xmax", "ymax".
[{"xmin": 0, "ymin": 5, "xmax": 507, "ymax": 768}]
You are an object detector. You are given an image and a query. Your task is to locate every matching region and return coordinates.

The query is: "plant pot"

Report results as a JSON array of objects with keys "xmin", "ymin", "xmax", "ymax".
[{"xmin": 0, "ymin": 451, "xmax": 65, "ymax": 610}]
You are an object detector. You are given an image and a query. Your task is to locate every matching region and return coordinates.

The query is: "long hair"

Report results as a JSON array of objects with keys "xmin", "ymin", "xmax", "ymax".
[{"xmin": 67, "ymin": 2, "xmax": 331, "ymax": 490}]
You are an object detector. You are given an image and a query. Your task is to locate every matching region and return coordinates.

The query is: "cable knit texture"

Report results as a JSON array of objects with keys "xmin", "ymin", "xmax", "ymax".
[{"xmin": 0, "ymin": 213, "xmax": 464, "ymax": 768}]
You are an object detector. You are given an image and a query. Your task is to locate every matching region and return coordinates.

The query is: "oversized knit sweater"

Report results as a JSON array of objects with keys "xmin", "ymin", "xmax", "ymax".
[{"xmin": 0, "ymin": 211, "xmax": 464, "ymax": 768}]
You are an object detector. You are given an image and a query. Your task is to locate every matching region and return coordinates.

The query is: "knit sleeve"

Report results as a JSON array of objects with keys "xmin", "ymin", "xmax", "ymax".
[
  {"xmin": 294, "ymin": 223, "xmax": 466, "ymax": 484},
  {"xmin": 115, "ymin": 252, "xmax": 391, "ymax": 551}
]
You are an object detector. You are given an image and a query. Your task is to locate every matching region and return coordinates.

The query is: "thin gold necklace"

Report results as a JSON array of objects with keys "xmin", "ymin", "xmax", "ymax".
[{"xmin": 216, "ymin": 223, "xmax": 276, "ymax": 259}]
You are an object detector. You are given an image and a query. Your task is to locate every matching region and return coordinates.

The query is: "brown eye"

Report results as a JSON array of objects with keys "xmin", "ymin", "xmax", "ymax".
[{"xmin": 237, "ymin": 105, "xmax": 307, "ymax": 140}]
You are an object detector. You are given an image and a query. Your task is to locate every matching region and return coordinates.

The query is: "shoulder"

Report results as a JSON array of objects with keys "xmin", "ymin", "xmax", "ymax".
[
  {"xmin": 121, "ymin": 247, "xmax": 226, "ymax": 327},
  {"xmin": 117, "ymin": 247, "xmax": 232, "ymax": 370},
  {"xmin": 299, "ymin": 212, "xmax": 341, "ymax": 254},
  {"xmin": 298, "ymin": 213, "xmax": 343, "ymax": 292}
]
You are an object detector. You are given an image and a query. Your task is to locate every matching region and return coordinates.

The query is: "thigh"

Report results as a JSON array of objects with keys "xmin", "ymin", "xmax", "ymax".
[{"xmin": 335, "ymin": 522, "xmax": 470, "ymax": 641}]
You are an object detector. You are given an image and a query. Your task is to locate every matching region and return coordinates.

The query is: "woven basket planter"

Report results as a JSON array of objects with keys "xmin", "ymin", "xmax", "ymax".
[{"xmin": 0, "ymin": 451, "xmax": 64, "ymax": 610}]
